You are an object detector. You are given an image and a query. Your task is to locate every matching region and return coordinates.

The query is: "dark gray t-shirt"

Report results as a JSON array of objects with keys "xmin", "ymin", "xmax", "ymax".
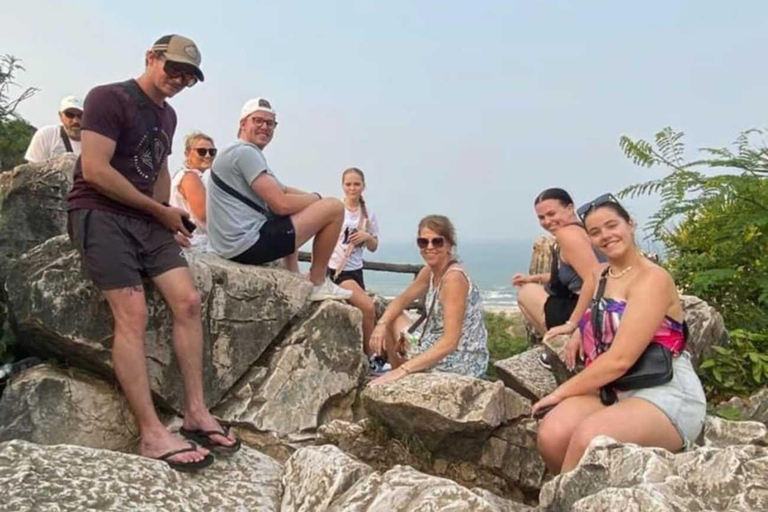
[{"xmin": 206, "ymin": 141, "xmax": 285, "ymax": 258}]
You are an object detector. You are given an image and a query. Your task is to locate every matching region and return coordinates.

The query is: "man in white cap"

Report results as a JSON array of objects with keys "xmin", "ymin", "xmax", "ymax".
[
  {"xmin": 207, "ymin": 97, "xmax": 352, "ymax": 301},
  {"xmin": 66, "ymin": 34, "xmax": 239, "ymax": 472},
  {"xmin": 24, "ymin": 95, "xmax": 84, "ymax": 162}
]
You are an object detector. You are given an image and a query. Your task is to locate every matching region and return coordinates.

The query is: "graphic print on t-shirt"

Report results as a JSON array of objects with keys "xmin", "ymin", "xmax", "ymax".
[
  {"xmin": 133, "ymin": 127, "xmax": 171, "ymax": 181},
  {"xmin": 341, "ymin": 226, "xmax": 359, "ymax": 246}
]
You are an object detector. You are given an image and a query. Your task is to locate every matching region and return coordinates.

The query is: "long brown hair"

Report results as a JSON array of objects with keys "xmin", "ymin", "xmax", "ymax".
[{"xmin": 342, "ymin": 167, "xmax": 369, "ymax": 224}]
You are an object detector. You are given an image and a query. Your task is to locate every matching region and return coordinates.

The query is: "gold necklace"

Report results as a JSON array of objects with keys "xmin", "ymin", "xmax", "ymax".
[{"xmin": 608, "ymin": 265, "xmax": 634, "ymax": 279}]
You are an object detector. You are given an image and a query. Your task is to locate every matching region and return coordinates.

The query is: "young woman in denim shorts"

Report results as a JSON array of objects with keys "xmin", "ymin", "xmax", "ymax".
[{"xmin": 532, "ymin": 195, "xmax": 706, "ymax": 474}]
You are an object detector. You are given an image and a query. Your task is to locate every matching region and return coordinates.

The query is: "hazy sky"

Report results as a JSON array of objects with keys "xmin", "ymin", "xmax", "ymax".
[{"xmin": 4, "ymin": 1, "xmax": 766, "ymax": 243}]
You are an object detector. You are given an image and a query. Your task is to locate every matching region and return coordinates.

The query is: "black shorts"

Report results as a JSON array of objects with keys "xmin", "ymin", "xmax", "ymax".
[
  {"xmin": 230, "ymin": 215, "xmax": 296, "ymax": 265},
  {"xmin": 544, "ymin": 294, "xmax": 579, "ymax": 330},
  {"xmin": 328, "ymin": 267, "xmax": 365, "ymax": 289},
  {"xmin": 67, "ymin": 209, "xmax": 188, "ymax": 290}
]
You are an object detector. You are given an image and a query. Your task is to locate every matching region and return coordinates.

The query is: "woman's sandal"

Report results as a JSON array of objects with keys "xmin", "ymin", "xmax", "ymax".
[
  {"xmin": 158, "ymin": 442, "xmax": 214, "ymax": 472},
  {"xmin": 179, "ymin": 426, "xmax": 242, "ymax": 455}
]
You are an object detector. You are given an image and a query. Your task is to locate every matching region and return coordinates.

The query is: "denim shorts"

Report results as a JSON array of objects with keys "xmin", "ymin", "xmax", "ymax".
[{"xmin": 617, "ymin": 351, "xmax": 706, "ymax": 450}]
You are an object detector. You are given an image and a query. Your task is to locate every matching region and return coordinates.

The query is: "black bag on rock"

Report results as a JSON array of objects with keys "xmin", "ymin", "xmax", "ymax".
[{"xmin": 591, "ymin": 268, "xmax": 676, "ymax": 405}]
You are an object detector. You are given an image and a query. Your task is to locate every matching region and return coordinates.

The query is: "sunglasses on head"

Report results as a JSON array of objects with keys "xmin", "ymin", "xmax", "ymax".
[
  {"xmin": 416, "ymin": 236, "xmax": 445, "ymax": 249},
  {"xmin": 62, "ymin": 111, "xmax": 82, "ymax": 119},
  {"xmin": 163, "ymin": 60, "xmax": 198, "ymax": 87},
  {"xmin": 194, "ymin": 148, "xmax": 217, "ymax": 157},
  {"xmin": 577, "ymin": 193, "xmax": 621, "ymax": 222}
]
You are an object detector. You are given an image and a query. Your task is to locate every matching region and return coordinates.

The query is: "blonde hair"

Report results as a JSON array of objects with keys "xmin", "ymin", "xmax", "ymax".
[
  {"xmin": 418, "ymin": 215, "xmax": 457, "ymax": 248},
  {"xmin": 342, "ymin": 167, "xmax": 369, "ymax": 224},
  {"xmin": 184, "ymin": 131, "xmax": 214, "ymax": 153}
]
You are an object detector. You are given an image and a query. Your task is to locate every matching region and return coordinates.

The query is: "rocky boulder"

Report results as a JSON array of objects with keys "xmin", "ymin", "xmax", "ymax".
[
  {"xmin": 681, "ymin": 294, "xmax": 729, "ymax": 368},
  {"xmin": 5, "ymin": 235, "xmax": 313, "ymax": 412},
  {"xmin": 363, "ymin": 373, "xmax": 530, "ymax": 458},
  {"xmin": 700, "ymin": 415, "xmax": 768, "ymax": 448},
  {"xmin": 0, "ymin": 155, "xmax": 74, "ymax": 280},
  {"xmin": 0, "ymin": 439, "xmax": 283, "ymax": 511},
  {"xmin": 480, "ymin": 419, "xmax": 549, "ymax": 493},
  {"xmin": 214, "ymin": 300, "xmax": 367, "ymax": 437},
  {"xmin": 281, "ymin": 444, "xmax": 529, "ymax": 512},
  {"xmin": 0, "ymin": 364, "xmax": 138, "ymax": 450},
  {"xmin": 528, "ymin": 236, "xmax": 555, "ymax": 275},
  {"xmin": 715, "ymin": 387, "xmax": 768, "ymax": 424},
  {"xmin": 494, "ymin": 346, "xmax": 557, "ymax": 401},
  {"xmin": 539, "ymin": 435, "xmax": 768, "ymax": 511}
]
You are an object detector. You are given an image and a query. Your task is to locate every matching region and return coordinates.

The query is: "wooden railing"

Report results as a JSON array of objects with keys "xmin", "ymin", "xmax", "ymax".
[{"xmin": 297, "ymin": 251, "xmax": 423, "ymax": 278}]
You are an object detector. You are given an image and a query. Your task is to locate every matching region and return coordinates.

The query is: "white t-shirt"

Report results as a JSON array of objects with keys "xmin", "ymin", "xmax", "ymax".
[
  {"xmin": 24, "ymin": 124, "xmax": 81, "ymax": 163},
  {"xmin": 329, "ymin": 205, "xmax": 380, "ymax": 271},
  {"xmin": 170, "ymin": 166, "xmax": 209, "ymax": 250}
]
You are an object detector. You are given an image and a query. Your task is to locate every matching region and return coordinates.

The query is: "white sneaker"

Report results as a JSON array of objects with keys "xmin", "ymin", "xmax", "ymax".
[{"xmin": 310, "ymin": 278, "xmax": 353, "ymax": 301}]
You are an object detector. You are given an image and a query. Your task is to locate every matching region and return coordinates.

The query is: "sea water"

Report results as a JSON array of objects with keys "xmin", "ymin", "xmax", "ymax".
[{"xmin": 319, "ymin": 239, "xmax": 535, "ymax": 310}]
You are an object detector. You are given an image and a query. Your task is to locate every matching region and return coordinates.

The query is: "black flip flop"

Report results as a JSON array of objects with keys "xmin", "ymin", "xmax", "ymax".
[
  {"xmin": 158, "ymin": 442, "xmax": 214, "ymax": 472},
  {"xmin": 179, "ymin": 426, "xmax": 242, "ymax": 454}
]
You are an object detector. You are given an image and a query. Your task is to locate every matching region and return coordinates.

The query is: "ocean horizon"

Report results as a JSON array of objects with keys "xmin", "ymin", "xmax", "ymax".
[{"xmin": 302, "ymin": 238, "xmax": 535, "ymax": 310}]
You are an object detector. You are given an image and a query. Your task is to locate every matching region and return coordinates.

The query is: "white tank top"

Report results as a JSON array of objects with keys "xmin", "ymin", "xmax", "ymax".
[{"xmin": 170, "ymin": 167, "xmax": 209, "ymax": 250}]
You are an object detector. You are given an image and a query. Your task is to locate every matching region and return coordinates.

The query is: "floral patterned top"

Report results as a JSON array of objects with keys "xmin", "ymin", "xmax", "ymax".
[{"xmin": 410, "ymin": 266, "xmax": 489, "ymax": 378}]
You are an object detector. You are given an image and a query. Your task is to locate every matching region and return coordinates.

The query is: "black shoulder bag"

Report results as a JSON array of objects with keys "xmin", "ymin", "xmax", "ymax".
[
  {"xmin": 593, "ymin": 267, "xmax": 675, "ymax": 405},
  {"xmin": 209, "ymin": 170, "xmax": 273, "ymax": 219}
]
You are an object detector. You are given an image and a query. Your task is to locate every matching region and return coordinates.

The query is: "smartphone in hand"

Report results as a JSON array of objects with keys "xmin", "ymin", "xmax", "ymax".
[{"xmin": 181, "ymin": 215, "xmax": 197, "ymax": 234}]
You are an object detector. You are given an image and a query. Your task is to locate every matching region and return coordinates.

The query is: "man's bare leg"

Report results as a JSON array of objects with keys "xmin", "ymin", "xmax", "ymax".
[
  {"xmin": 151, "ymin": 267, "xmax": 236, "ymax": 448},
  {"xmin": 103, "ymin": 285, "xmax": 209, "ymax": 464},
  {"xmin": 291, "ymin": 198, "xmax": 344, "ymax": 285},
  {"xmin": 282, "ymin": 251, "xmax": 300, "ymax": 273}
]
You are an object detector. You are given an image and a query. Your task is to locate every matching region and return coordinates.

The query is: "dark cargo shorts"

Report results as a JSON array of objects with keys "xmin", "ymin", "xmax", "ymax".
[{"xmin": 67, "ymin": 209, "xmax": 188, "ymax": 290}]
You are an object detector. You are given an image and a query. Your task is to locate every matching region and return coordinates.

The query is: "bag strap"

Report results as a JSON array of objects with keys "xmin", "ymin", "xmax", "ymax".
[
  {"xmin": 210, "ymin": 170, "xmax": 270, "ymax": 217},
  {"xmin": 413, "ymin": 260, "xmax": 459, "ymax": 345},
  {"xmin": 119, "ymin": 80, "xmax": 161, "ymax": 170},
  {"xmin": 591, "ymin": 267, "xmax": 610, "ymax": 354},
  {"xmin": 59, "ymin": 126, "xmax": 73, "ymax": 153}
]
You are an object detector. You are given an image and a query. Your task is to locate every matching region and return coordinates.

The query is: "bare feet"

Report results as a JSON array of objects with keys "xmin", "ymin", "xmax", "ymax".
[{"xmin": 141, "ymin": 427, "xmax": 210, "ymax": 465}]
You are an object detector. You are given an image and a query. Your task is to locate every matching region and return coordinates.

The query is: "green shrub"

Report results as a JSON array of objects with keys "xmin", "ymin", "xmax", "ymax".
[
  {"xmin": 484, "ymin": 311, "xmax": 528, "ymax": 380},
  {"xmin": 699, "ymin": 329, "xmax": 768, "ymax": 398}
]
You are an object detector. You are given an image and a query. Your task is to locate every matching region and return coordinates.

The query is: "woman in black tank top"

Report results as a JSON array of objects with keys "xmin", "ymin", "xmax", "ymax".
[{"xmin": 511, "ymin": 188, "xmax": 604, "ymax": 351}]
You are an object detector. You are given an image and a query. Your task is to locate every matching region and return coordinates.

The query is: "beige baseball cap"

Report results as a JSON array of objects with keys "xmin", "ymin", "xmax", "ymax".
[
  {"xmin": 59, "ymin": 95, "xmax": 83, "ymax": 113},
  {"xmin": 151, "ymin": 34, "xmax": 204, "ymax": 82},
  {"xmin": 240, "ymin": 98, "xmax": 276, "ymax": 121}
]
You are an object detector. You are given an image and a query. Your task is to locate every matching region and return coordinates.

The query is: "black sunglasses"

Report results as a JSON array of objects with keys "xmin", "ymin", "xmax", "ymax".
[
  {"xmin": 416, "ymin": 236, "xmax": 445, "ymax": 249},
  {"xmin": 194, "ymin": 148, "xmax": 217, "ymax": 157},
  {"xmin": 577, "ymin": 193, "xmax": 621, "ymax": 221},
  {"xmin": 163, "ymin": 60, "xmax": 198, "ymax": 87},
  {"xmin": 62, "ymin": 111, "xmax": 82, "ymax": 119}
]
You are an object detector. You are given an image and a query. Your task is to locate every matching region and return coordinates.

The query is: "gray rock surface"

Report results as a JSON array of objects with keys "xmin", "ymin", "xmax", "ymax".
[
  {"xmin": 681, "ymin": 294, "xmax": 729, "ymax": 369},
  {"xmin": 701, "ymin": 415, "xmax": 768, "ymax": 447},
  {"xmin": 214, "ymin": 300, "xmax": 367, "ymax": 436},
  {"xmin": 281, "ymin": 445, "xmax": 524, "ymax": 512},
  {"xmin": 0, "ymin": 439, "xmax": 283, "ymax": 511},
  {"xmin": 281, "ymin": 445, "xmax": 375, "ymax": 512},
  {"xmin": 0, "ymin": 364, "xmax": 137, "ymax": 450},
  {"xmin": 717, "ymin": 387, "xmax": 768, "ymax": 424},
  {"xmin": 363, "ymin": 373, "xmax": 530, "ymax": 458},
  {"xmin": 0, "ymin": 155, "xmax": 74, "ymax": 280},
  {"xmin": 471, "ymin": 488, "xmax": 536, "ymax": 511},
  {"xmin": 541, "ymin": 334, "xmax": 575, "ymax": 385},
  {"xmin": 539, "ymin": 435, "xmax": 768, "ymax": 512},
  {"xmin": 5, "ymin": 236, "xmax": 312, "ymax": 411},
  {"xmin": 480, "ymin": 419, "xmax": 548, "ymax": 492},
  {"xmin": 528, "ymin": 236, "xmax": 555, "ymax": 275},
  {"xmin": 494, "ymin": 346, "xmax": 557, "ymax": 401}
]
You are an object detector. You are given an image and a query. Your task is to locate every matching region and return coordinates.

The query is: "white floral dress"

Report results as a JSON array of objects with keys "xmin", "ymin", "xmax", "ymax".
[{"xmin": 410, "ymin": 266, "xmax": 489, "ymax": 378}]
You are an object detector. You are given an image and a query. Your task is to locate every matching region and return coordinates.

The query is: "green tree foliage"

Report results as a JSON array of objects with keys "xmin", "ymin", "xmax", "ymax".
[
  {"xmin": 483, "ymin": 312, "xmax": 528, "ymax": 380},
  {"xmin": 620, "ymin": 127, "xmax": 768, "ymax": 396},
  {"xmin": 0, "ymin": 55, "xmax": 37, "ymax": 171}
]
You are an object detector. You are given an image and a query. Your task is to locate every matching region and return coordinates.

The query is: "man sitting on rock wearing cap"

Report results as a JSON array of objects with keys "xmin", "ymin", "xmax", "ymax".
[
  {"xmin": 207, "ymin": 98, "xmax": 352, "ymax": 301},
  {"xmin": 66, "ymin": 34, "xmax": 239, "ymax": 472},
  {"xmin": 24, "ymin": 95, "xmax": 84, "ymax": 162}
]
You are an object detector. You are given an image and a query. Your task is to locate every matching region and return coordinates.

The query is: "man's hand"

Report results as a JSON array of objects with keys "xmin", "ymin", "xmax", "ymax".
[
  {"xmin": 155, "ymin": 203, "xmax": 192, "ymax": 237},
  {"xmin": 174, "ymin": 233, "xmax": 191, "ymax": 248}
]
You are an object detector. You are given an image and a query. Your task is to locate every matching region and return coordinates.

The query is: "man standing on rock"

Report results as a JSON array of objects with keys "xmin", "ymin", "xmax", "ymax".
[
  {"xmin": 207, "ymin": 98, "xmax": 351, "ymax": 301},
  {"xmin": 66, "ymin": 34, "xmax": 239, "ymax": 471},
  {"xmin": 24, "ymin": 95, "xmax": 84, "ymax": 162}
]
